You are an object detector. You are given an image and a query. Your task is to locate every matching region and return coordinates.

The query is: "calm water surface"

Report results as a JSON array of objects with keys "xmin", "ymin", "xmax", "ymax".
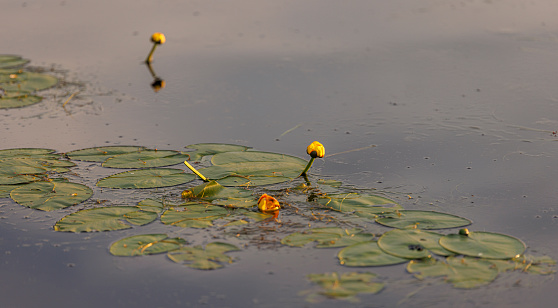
[{"xmin": 2, "ymin": 1, "xmax": 558, "ymax": 307}]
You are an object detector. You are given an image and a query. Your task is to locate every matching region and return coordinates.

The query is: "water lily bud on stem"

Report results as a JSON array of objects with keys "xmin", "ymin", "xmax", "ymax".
[
  {"xmin": 258, "ymin": 194, "xmax": 281, "ymax": 212},
  {"xmin": 145, "ymin": 32, "xmax": 166, "ymax": 63},
  {"xmin": 300, "ymin": 141, "xmax": 324, "ymax": 176}
]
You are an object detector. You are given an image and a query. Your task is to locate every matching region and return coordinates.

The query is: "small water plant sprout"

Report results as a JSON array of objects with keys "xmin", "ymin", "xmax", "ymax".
[{"xmin": 145, "ymin": 32, "xmax": 166, "ymax": 64}]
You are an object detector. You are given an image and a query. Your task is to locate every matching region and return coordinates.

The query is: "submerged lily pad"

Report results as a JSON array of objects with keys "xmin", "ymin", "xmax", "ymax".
[
  {"xmin": 109, "ymin": 234, "xmax": 186, "ymax": 256},
  {"xmin": 161, "ymin": 203, "xmax": 230, "ymax": 228},
  {"xmin": 167, "ymin": 242, "xmax": 241, "ymax": 270},
  {"xmin": 338, "ymin": 241, "xmax": 409, "ymax": 267},
  {"xmin": 54, "ymin": 206, "xmax": 158, "ymax": 232},
  {"xmin": 439, "ymin": 231, "xmax": 526, "ymax": 259},
  {"xmin": 407, "ymin": 256, "xmax": 499, "ymax": 289},
  {"xmin": 97, "ymin": 168, "xmax": 196, "ymax": 189},
  {"xmin": 65, "ymin": 146, "xmax": 145, "ymax": 162},
  {"xmin": 304, "ymin": 272, "xmax": 384, "ymax": 301},
  {"xmin": 198, "ymin": 151, "xmax": 307, "ymax": 186},
  {"xmin": 10, "ymin": 181, "xmax": 92, "ymax": 211},
  {"xmin": 184, "ymin": 143, "xmax": 250, "ymax": 161},
  {"xmin": 0, "ymin": 94, "xmax": 43, "ymax": 109},
  {"xmin": 317, "ymin": 193, "xmax": 401, "ymax": 218},
  {"xmin": 102, "ymin": 149, "xmax": 190, "ymax": 168},
  {"xmin": 0, "ymin": 72, "xmax": 58, "ymax": 94},
  {"xmin": 281, "ymin": 227, "xmax": 374, "ymax": 248},
  {"xmin": 375, "ymin": 210, "xmax": 471, "ymax": 230},
  {"xmin": 489, "ymin": 255, "xmax": 556, "ymax": 275},
  {"xmin": 377, "ymin": 229, "xmax": 454, "ymax": 259},
  {"xmin": 0, "ymin": 55, "xmax": 29, "ymax": 68}
]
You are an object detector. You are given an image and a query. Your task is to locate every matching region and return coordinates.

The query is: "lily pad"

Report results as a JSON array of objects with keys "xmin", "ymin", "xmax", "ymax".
[
  {"xmin": 184, "ymin": 143, "xmax": 250, "ymax": 161},
  {"xmin": 161, "ymin": 203, "xmax": 230, "ymax": 228},
  {"xmin": 198, "ymin": 151, "xmax": 307, "ymax": 186},
  {"xmin": 0, "ymin": 72, "xmax": 58, "ymax": 94},
  {"xmin": 182, "ymin": 181, "xmax": 255, "ymax": 208},
  {"xmin": 137, "ymin": 198, "xmax": 166, "ymax": 213},
  {"xmin": 305, "ymin": 272, "xmax": 384, "ymax": 300},
  {"xmin": 375, "ymin": 210, "xmax": 472, "ymax": 230},
  {"xmin": 338, "ymin": 241, "xmax": 409, "ymax": 267},
  {"xmin": 0, "ymin": 95, "xmax": 43, "ymax": 109},
  {"xmin": 377, "ymin": 229, "xmax": 454, "ymax": 259},
  {"xmin": 0, "ymin": 148, "xmax": 56, "ymax": 158},
  {"xmin": 102, "ymin": 149, "xmax": 190, "ymax": 168},
  {"xmin": 65, "ymin": 146, "xmax": 145, "ymax": 162},
  {"xmin": 97, "ymin": 168, "xmax": 196, "ymax": 189},
  {"xmin": 167, "ymin": 242, "xmax": 241, "ymax": 270},
  {"xmin": 10, "ymin": 181, "xmax": 93, "ymax": 211},
  {"xmin": 317, "ymin": 193, "xmax": 401, "ymax": 216},
  {"xmin": 282, "ymin": 227, "xmax": 375, "ymax": 248},
  {"xmin": 489, "ymin": 255, "xmax": 556, "ymax": 275},
  {"xmin": 439, "ymin": 231, "xmax": 526, "ymax": 259},
  {"xmin": 0, "ymin": 55, "xmax": 29, "ymax": 68},
  {"xmin": 0, "ymin": 184, "xmax": 28, "ymax": 198},
  {"xmin": 109, "ymin": 234, "xmax": 186, "ymax": 256},
  {"xmin": 54, "ymin": 206, "xmax": 158, "ymax": 232},
  {"xmin": 407, "ymin": 256, "xmax": 499, "ymax": 289}
]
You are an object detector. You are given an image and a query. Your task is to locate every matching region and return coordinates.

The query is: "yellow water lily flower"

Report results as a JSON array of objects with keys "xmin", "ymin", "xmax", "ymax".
[
  {"xmin": 151, "ymin": 32, "xmax": 166, "ymax": 45},
  {"xmin": 258, "ymin": 194, "xmax": 281, "ymax": 212},
  {"xmin": 306, "ymin": 141, "xmax": 325, "ymax": 158}
]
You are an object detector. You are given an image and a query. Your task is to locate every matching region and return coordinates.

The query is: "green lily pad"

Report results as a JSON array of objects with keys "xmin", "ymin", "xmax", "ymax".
[
  {"xmin": 0, "ymin": 148, "xmax": 56, "ymax": 158},
  {"xmin": 182, "ymin": 180, "xmax": 225, "ymax": 199},
  {"xmin": 377, "ymin": 229, "xmax": 454, "ymax": 259},
  {"xmin": 198, "ymin": 151, "xmax": 307, "ymax": 186},
  {"xmin": 0, "ymin": 72, "xmax": 58, "ymax": 94},
  {"xmin": 182, "ymin": 180, "xmax": 255, "ymax": 208},
  {"xmin": 167, "ymin": 242, "xmax": 241, "ymax": 270},
  {"xmin": 375, "ymin": 210, "xmax": 472, "ymax": 230},
  {"xmin": 0, "ymin": 55, "xmax": 29, "ymax": 68},
  {"xmin": 10, "ymin": 181, "xmax": 92, "ymax": 211},
  {"xmin": 102, "ymin": 149, "xmax": 190, "ymax": 168},
  {"xmin": 109, "ymin": 234, "xmax": 186, "ymax": 256},
  {"xmin": 65, "ymin": 146, "xmax": 145, "ymax": 162},
  {"xmin": 488, "ymin": 255, "xmax": 556, "ymax": 275},
  {"xmin": 161, "ymin": 203, "xmax": 230, "ymax": 228},
  {"xmin": 439, "ymin": 231, "xmax": 526, "ymax": 259},
  {"xmin": 54, "ymin": 206, "xmax": 158, "ymax": 232},
  {"xmin": 137, "ymin": 198, "xmax": 166, "ymax": 213},
  {"xmin": 304, "ymin": 272, "xmax": 384, "ymax": 301},
  {"xmin": 282, "ymin": 227, "xmax": 375, "ymax": 248},
  {"xmin": 407, "ymin": 256, "xmax": 499, "ymax": 289},
  {"xmin": 97, "ymin": 168, "xmax": 196, "ymax": 189},
  {"xmin": 338, "ymin": 241, "xmax": 409, "ymax": 267},
  {"xmin": 184, "ymin": 143, "xmax": 250, "ymax": 161},
  {"xmin": 0, "ymin": 95, "xmax": 43, "ymax": 109},
  {"xmin": 0, "ymin": 184, "xmax": 28, "ymax": 198}
]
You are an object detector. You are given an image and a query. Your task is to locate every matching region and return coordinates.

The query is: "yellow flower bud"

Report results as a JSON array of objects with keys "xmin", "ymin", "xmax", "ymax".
[
  {"xmin": 306, "ymin": 141, "xmax": 325, "ymax": 158},
  {"xmin": 151, "ymin": 32, "xmax": 166, "ymax": 45},
  {"xmin": 257, "ymin": 194, "xmax": 281, "ymax": 212}
]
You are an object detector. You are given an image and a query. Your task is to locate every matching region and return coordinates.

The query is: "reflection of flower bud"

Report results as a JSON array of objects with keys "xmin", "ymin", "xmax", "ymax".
[
  {"xmin": 306, "ymin": 141, "xmax": 325, "ymax": 158},
  {"xmin": 257, "ymin": 194, "xmax": 281, "ymax": 212},
  {"xmin": 151, "ymin": 32, "xmax": 166, "ymax": 44},
  {"xmin": 151, "ymin": 78, "xmax": 166, "ymax": 93}
]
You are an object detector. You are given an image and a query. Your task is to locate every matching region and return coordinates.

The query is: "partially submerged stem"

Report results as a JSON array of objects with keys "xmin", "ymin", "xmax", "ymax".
[
  {"xmin": 300, "ymin": 157, "xmax": 315, "ymax": 177},
  {"xmin": 184, "ymin": 161, "xmax": 209, "ymax": 182},
  {"xmin": 145, "ymin": 44, "xmax": 158, "ymax": 64}
]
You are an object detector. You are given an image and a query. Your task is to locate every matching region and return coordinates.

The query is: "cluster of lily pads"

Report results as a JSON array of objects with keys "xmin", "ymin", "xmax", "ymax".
[
  {"xmin": 0, "ymin": 143, "xmax": 555, "ymax": 302},
  {"xmin": 0, "ymin": 55, "xmax": 58, "ymax": 109}
]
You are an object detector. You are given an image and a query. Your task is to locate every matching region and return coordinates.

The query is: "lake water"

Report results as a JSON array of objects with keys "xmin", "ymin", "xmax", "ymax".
[{"xmin": 2, "ymin": 1, "xmax": 558, "ymax": 307}]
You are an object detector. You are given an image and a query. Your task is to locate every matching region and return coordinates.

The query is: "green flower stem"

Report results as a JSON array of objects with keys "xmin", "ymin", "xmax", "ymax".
[
  {"xmin": 300, "ymin": 157, "xmax": 315, "ymax": 176},
  {"xmin": 184, "ymin": 161, "xmax": 209, "ymax": 182},
  {"xmin": 145, "ymin": 44, "xmax": 158, "ymax": 64}
]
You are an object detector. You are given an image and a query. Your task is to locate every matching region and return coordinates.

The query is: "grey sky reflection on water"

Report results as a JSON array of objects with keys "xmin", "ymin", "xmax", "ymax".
[{"xmin": 2, "ymin": 1, "xmax": 558, "ymax": 307}]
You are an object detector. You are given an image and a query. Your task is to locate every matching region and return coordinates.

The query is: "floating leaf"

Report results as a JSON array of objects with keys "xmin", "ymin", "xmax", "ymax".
[
  {"xmin": 0, "ymin": 148, "xmax": 56, "ymax": 159},
  {"xmin": 304, "ymin": 272, "xmax": 384, "ymax": 301},
  {"xmin": 137, "ymin": 198, "xmax": 166, "ymax": 213},
  {"xmin": 375, "ymin": 210, "xmax": 471, "ymax": 230},
  {"xmin": 439, "ymin": 231, "xmax": 526, "ymax": 259},
  {"xmin": 282, "ymin": 228, "xmax": 374, "ymax": 248},
  {"xmin": 317, "ymin": 193, "xmax": 401, "ymax": 217},
  {"xmin": 338, "ymin": 241, "xmax": 409, "ymax": 267},
  {"xmin": 109, "ymin": 234, "xmax": 186, "ymax": 256},
  {"xmin": 161, "ymin": 203, "xmax": 230, "ymax": 228},
  {"xmin": 0, "ymin": 72, "xmax": 58, "ymax": 94},
  {"xmin": 182, "ymin": 180, "xmax": 225, "ymax": 199},
  {"xmin": 0, "ymin": 55, "xmax": 29, "ymax": 68},
  {"xmin": 184, "ymin": 143, "xmax": 250, "ymax": 161},
  {"xmin": 54, "ymin": 206, "xmax": 158, "ymax": 232},
  {"xmin": 182, "ymin": 181, "xmax": 255, "ymax": 208},
  {"xmin": 377, "ymin": 229, "xmax": 454, "ymax": 259},
  {"xmin": 97, "ymin": 168, "xmax": 196, "ymax": 189},
  {"xmin": 407, "ymin": 256, "xmax": 499, "ymax": 288},
  {"xmin": 65, "ymin": 146, "xmax": 145, "ymax": 162},
  {"xmin": 167, "ymin": 242, "xmax": 240, "ymax": 270},
  {"xmin": 10, "ymin": 181, "xmax": 92, "ymax": 211},
  {"xmin": 0, "ymin": 95, "xmax": 42, "ymax": 109},
  {"xmin": 198, "ymin": 151, "xmax": 307, "ymax": 186},
  {"xmin": 0, "ymin": 184, "xmax": 27, "ymax": 198},
  {"xmin": 102, "ymin": 149, "xmax": 190, "ymax": 168},
  {"xmin": 489, "ymin": 255, "xmax": 556, "ymax": 275}
]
